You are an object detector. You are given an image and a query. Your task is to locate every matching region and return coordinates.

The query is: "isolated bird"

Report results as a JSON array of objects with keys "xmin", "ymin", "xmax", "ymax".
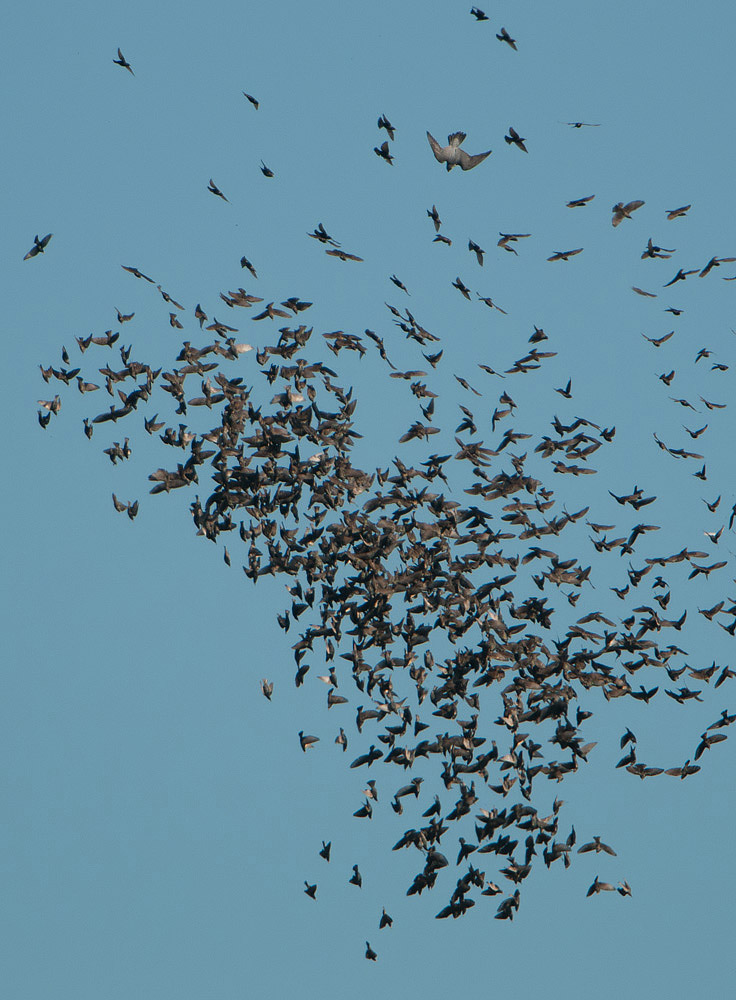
[
  {"xmin": 208, "ymin": 179, "xmax": 229, "ymax": 202},
  {"xmin": 242, "ymin": 92, "xmax": 259, "ymax": 109},
  {"xmin": 113, "ymin": 48, "xmax": 134, "ymax": 75},
  {"xmin": 24, "ymin": 233, "xmax": 53, "ymax": 259}
]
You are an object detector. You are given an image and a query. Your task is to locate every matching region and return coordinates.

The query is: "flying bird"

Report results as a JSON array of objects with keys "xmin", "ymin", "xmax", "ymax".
[
  {"xmin": 377, "ymin": 114, "xmax": 395, "ymax": 140},
  {"xmin": 427, "ymin": 131, "xmax": 492, "ymax": 171},
  {"xmin": 208, "ymin": 179, "xmax": 229, "ymax": 202},
  {"xmin": 567, "ymin": 195, "xmax": 595, "ymax": 208},
  {"xmin": 505, "ymin": 126, "xmax": 527, "ymax": 152},
  {"xmin": 24, "ymin": 233, "xmax": 53, "ymax": 259},
  {"xmin": 113, "ymin": 48, "xmax": 134, "ymax": 75},
  {"xmin": 612, "ymin": 200, "xmax": 645, "ymax": 226},
  {"xmin": 496, "ymin": 27, "xmax": 517, "ymax": 49},
  {"xmin": 374, "ymin": 140, "xmax": 394, "ymax": 164},
  {"xmin": 242, "ymin": 92, "xmax": 259, "ymax": 109}
]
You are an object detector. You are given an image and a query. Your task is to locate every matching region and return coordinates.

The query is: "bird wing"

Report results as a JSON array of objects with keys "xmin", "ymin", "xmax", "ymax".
[
  {"xmin": 457, "ymin": 148, "xmax": 492, "ymax": 171},
  {"xmin": 426, "ymin": 132, "xmax": 446, "ymax": 162}
]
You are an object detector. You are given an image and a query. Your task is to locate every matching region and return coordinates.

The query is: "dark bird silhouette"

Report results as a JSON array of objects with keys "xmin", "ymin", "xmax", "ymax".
[
  {"xmin": 24, "ymin": 233, "xmax": 53, "ymax": 259},
  {"xmin": 377, "ymin": 115, "xmax": 395, "ymax": 140},
  {"xmin": 242, "ymin": 92, "xmax": 259, "ymax": 109},
  {"xmin": 470, "ymin": 7, "xmax": 489, "ymax": 20},
  {"xmin": 666, "ymin": 205, "xmax": 691, "ymax": 220},
  {"xmin": 374, "ymin": 140, "xmax": 394, "ymax": 164},
  {"xmin": 567, "ymin": 195, "xmax": 595, "ymax": 208},
  {"xmin": 505, "ymin": 126, "xmax": 527, "ymax": 152},
  {"xmin": 208, "ymin": 179, "xmax": 229, "ymax": 202},
  {"xmin": 260, "ymin": 161, "xmax": 274, "ymax": 177},
  {"xmin": 496, "ymin": 27, "xmax": 517, "ymax": 49},
  {"xmin": 113, "ymin": 48, "xmax": 134, "ymax": 75}
]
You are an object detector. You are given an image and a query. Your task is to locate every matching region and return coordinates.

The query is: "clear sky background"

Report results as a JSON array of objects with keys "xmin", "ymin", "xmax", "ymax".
[{"xmin": 3, "ymin": 2, "xmax": 736, "ymax": 997}]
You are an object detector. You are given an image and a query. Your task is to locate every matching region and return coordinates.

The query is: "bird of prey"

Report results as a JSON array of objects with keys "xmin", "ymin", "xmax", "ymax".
[
  {"xmin": 548, "ymin": 248, "xmax": 583, "ymax": 261},
  {"xmin": 208, "ymin": 179, "xmax": 229, "ymax": 202},
  {"xmin": 260, "ymin": 161, "xmax": 274, "ymax": 177},
  {"xmin": 374, "ymin": 140, "xmax": 394, "ymax": 164},
  {"xmin": 496, "ymin": 27, "xmax": 517, "ymax": 49},
  {"xmin": 24, "ymin": 233, "xmax": 53, "ymax": 259},
  {"xmin": 243, "ymin": 92, "xmax": 259, "ymax": 109},
  {"xmin": 377, "ymin": 114, "xmax": 395, "ymax": 140},
  {"xmin": 113, "ymin": 48, "xmax": 134, "ymax": 75},
  {"xmin": 612, "ymin": 200, "xmax": 644, "ymax": 226},
  {"xmin": 427, "ymin": 131, "xmax": 492, "ymax": 171},
  {"xmin": 567, "ymin": 195, "xmax": 595, "ymax": 208},
  {"xmin": 505, "ymin": 126, "xmax": 528, "ymax": 152}
]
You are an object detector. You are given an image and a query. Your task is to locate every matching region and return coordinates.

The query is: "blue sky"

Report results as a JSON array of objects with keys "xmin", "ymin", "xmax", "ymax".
[{"xmin": 3, "ymin": 2, "xmax": 736, "ymax": 996}]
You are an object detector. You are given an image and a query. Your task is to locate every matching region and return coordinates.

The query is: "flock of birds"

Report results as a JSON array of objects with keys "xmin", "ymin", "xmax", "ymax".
[{"xmin": 31, "ymin": 9, "xmax": 735, "ymax": 959}]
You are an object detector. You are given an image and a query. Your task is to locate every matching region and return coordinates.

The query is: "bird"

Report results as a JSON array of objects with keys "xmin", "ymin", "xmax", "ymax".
[
  {"xmin": 304, "ymin": 881, "xmax": 317, "ymax": 899},
  {"xmin": 260, "ymin": 161, "xmax": 274, "ymax": 178},
  {"xmin": 470, "ymin": 7, "xmax": 489, "ymax": 20},
  {"xmin": 666, "ymin": 205, "xmax": 691, "ymax": 220},
  {"xmin": 365, "ymin": 942, "xmax": 377, "ymax": 961},
  {"xmin": 242, "ymin": 92, "xmax": 259, "ymax": 109},
  {"xmin": 24, "ymin": 233, "xmax": 53, "ymax": 259},
  {"xmin": 426, "ymin": 131, "xmax": 492, "ymax": 171},
  {"xmin": 612, "ymin": 200, "xmax": 645, "ymax": 226},
  {"xmin": 113, "ymin": 48, "xmax": 134, "ymax": 75},
  {"xmin": 319, "ymin": 841, "xmax": 331, "ymax": 862},
  {"xmin": 260, "ymin": 679, "xmax": 273, "ymax": 700},
  {"xmin": 349, "ymin": 864, "xmax": 362, "ymax": 887},
  {"xmin": 374, "ymin": 141, "xmax": 394, "ymax": 164},
  {"xmin": 564, "ymin": 121, "xmax": 601, "ymax": 128},
  {"xmin": 208, "ymin": 179, "xmax": 229, "ymax": 202},
  {"xmin": 298, "ymin": 731, "xmax": 319, "ymax": 752},
  {"xmin": 578, "ymin": 836, "xmax": 616, "ymax": 855},
  {"xmin": 240, "ymin": 257, "xmax": 258, "ymax": 278},
  {"xmin": 505, "ymin": 126, "xmax": 527, "ymax": 152},
  {"xmin": 377, "ymin": 114, "xmax": 395, "ymax": 140},
  {"xmin": 427, "ymin": 205, "xmax": 442, "ymax": 231},
  {"xmin": 548, "ymin": 249, "xmax": 583, "ymax": 262},
  {"xmin": 496, "ymin": 27, "xmax": 517, "ymax": 49},
  {"xmin": 379, "ymin": 908, "xmax": 393, "ymax": 928},
  {"xmin": 567, "ymin": 195, "xmax": 595, "ymax": 208}
]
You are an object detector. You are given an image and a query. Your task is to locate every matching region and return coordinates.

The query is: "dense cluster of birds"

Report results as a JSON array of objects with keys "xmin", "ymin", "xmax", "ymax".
[{"xmin": 30, "ymin": 10, "xmax": 735, "ymax": 960}]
